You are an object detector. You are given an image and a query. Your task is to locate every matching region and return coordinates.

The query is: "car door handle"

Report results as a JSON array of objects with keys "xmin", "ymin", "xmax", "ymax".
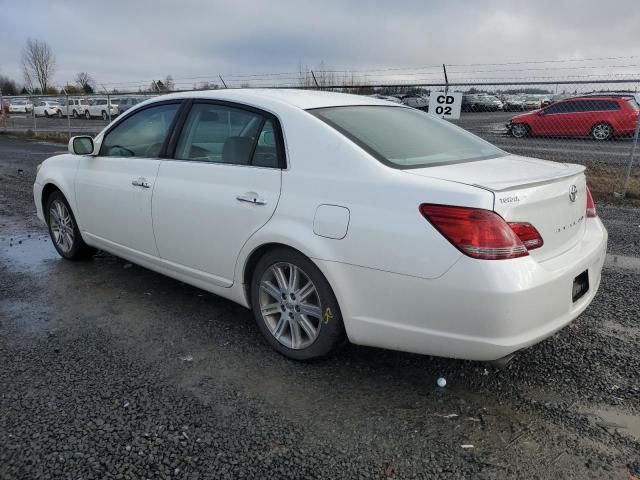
[
  {"xmin": 132, "ymin": 179, "xmax": 151, "ymax": 188},
  {"xmin": 236, "ymin": 193, "xmax": 267, "ymax": 205}
]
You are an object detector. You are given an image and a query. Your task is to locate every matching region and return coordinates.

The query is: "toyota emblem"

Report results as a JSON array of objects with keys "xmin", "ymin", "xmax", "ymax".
[{"xmin": 569, "ymin": 185, "xmax": 578, "ymax": 202}]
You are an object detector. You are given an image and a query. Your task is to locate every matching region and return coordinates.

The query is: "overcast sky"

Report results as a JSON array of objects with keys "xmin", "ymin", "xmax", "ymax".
[{"xmin": 1, "ymin": 0, "xmax": 639, "ymax": 90}]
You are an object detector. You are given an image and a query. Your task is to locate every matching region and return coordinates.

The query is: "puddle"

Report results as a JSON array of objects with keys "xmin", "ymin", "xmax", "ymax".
[
  {"xmin": 579, "ymin": 407, "xmax": 640, "ymax": 441},
  {"xmin": 605, "ymin": 254, "xmax": 640, "ymax": 272},
  {"xmin": 0, "ymin": 232, "xmax": 60, "ymax": 273}
]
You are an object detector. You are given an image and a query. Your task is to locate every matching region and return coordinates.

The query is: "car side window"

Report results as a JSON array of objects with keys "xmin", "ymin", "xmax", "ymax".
[
  {"xmin": 252, "ymin": 119, "xmax": 279, "ymax": 168},
  {"xmin": 175, "ymin": 103, "xmax": 267, "ymax": 165},
  {"xmin": 99, "ymin": 103, "xmax": 179, "ymax": 158}
]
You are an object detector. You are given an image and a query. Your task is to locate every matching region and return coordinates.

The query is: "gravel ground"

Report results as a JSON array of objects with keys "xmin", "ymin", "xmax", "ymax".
[{"xmin": 1, "ymin": 135, "xmax": 639, "ymax": 479}]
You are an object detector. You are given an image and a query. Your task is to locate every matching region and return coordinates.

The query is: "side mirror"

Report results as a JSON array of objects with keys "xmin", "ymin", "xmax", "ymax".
[{"xmin": 69, "ymin": 136, "xmax": 95, "ymax": 155}]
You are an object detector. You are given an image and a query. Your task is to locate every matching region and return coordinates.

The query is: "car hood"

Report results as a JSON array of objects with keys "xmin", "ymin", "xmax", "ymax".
[{"xmin": 403, "ymin": 154, "xmax": 585, "ymax": 191}]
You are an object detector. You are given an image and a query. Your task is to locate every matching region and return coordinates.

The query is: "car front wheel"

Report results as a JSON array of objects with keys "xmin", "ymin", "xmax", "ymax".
[
  {"xmin": 591, "ymin": 122, "xmax": 612, "ymax": 141},
  {"xmin": 511, "ymin": 123, "xmax": 529, "ymax": 138},
  {"xmin": 251, "ymin": 248, "xmax": 346, "ymax": 361},
  {"xmin": 45, "ymin": 191, "xmax": 96, "ymax": 260}
]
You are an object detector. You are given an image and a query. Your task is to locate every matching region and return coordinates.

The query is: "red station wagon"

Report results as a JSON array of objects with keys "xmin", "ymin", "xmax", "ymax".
[{"xmin": 508, "ymin": 96, "xmax": 639, "ymax": 140}]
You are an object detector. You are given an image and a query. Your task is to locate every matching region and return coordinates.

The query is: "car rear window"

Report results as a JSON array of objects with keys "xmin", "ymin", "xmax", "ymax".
[{"xmin": 310, "ymin": 106, "xmax": 505, "ymax": 168}]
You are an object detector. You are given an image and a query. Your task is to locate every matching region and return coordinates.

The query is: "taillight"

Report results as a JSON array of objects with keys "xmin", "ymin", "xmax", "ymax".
[
  {"xmin": 508, "ymin": 222, "xmax": 544, "ymax": 250},
  {"xmin": 586, "ymin": 187, "xmax": 597, "ymax": 218},
  {"xmin": 419, "ymin": 204, "xmax": 535, "ymax": 260}
]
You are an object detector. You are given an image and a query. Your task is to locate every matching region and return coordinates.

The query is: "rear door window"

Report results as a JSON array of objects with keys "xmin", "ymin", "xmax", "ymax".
[{"xmin": 175, "ymin": 103, "xmax": 280, "ymax": 167}]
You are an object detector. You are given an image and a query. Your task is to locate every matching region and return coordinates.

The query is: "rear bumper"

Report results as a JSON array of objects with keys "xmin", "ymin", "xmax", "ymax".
[{"xmin": 317, "ymin": 218, "xmax": 607, "ymax": 361}]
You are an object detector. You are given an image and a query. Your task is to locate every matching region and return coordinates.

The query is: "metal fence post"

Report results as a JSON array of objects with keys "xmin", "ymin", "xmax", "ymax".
[
  {"xmin": 32, "ymin": 95, "xmax": 37, "ymax": 134},
  {"xmin": 107, "ymin": 93, "xmax": 111, "ymax": 123},
  {"xmin": 622, "ymin": 113, "xmax": 640, "ymax": 198},
  {"xmin": 66, "ymin": 93, "xmax": 71, "ymax": 140}
]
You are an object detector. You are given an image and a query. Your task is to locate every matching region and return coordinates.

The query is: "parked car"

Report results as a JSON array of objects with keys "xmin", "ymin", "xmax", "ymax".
[
  {"xmin": 59, "ymin": 98, "xmax": 90, "ymax": 118},
  {"xmin": 502, "ymin": 95, "xmax": 526, "ymax": 112},
  {"xmin": 118, "ymin": 96, "xmax": 148, "ymax": 113},
  {"xmin": 508, "ymin": 96, "xmax": 639, "ymax": 140},
  {"xmin": 523, "ymin": 96, "xmax": 542, "ymax": 110},
  {"xmin": 34, "ymin": 90, "xmax": 607, "ymax": 362},
  {"xmin": 399, "ymin": 95, "xmax": 429, "ymax": 110},
  {"xmin": 33, "ymin": 100, "xmax": 62, "ymax": 117},
  {"xmin": 462, "ymin": 94, "xmax": 503, "ymax": 112},
  {"xmin": 8, "ymin": 99, "xmax": 32, "ymax": 113},
  {"xmin": 85, "ymin": 98, "xmax": 119, "ymax": 120}
]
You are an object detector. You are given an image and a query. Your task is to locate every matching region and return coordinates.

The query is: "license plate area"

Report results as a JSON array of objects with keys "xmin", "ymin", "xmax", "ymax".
[{"xmin": 572, "ymin": 270, "xmax": 589, "ymax": 302}]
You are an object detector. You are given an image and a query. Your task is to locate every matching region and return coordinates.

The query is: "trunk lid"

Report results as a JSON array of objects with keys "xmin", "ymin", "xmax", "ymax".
[{"xmin": 406, "ymin": 155, "xmax": 587, "ymax": 261}]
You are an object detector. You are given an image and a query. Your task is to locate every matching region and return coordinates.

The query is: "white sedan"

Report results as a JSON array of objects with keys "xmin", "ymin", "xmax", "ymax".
[
  {"xmin": 33, "ymin": 100, "xmax": 62, "ymax": 117},
  {"xmin": 33, "ymin": 90, "xmax": 607, "ymax": 362}
]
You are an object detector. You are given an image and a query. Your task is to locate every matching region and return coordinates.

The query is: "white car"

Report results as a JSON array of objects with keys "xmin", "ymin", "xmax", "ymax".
[
  {"xmin": 8, "ymin": 99, "xmax": 32, "ymax": 113},
  {"xmin": 59, "ymin": 98, "xmax": 90, "ymax": 118},
  {"xmin": 33, "ymin": 90, "xmax": 607, "ymax": 362},
  {"xmin": 33, "ymin": 100, "xmax": 62, "ymax": 117},
  {"xmin": 84, "ymin": 98, "xmax": 119, "ymax": 120}
]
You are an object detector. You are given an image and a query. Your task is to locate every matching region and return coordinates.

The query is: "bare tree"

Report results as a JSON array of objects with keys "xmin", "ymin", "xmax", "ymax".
[
  {"xmin": 22, "ymin": 38, "xmax": 56, "ymax": 93},
  {"xmin": 75, "ymin": 72, "xmax": 94, "ymax": 94}
]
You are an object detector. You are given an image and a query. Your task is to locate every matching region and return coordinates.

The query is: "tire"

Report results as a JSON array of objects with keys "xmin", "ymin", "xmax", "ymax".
[
  {"xmin": 44, "ymin": 110, "xmax": 49, "ymax": 118},
  {"xmin": 101, "ymin": 111, "xmax": 108, "ymax": 121},
  {"xmin": 57, "ymin": 110, "xmax": 62, "ymax": 118},
  {"xmin": 470, "ymin": 104, "xmax": 478, "ymax": 112},
  {"xmin": 72, "ymin": 110, "xmax": 78, "ymax": 119},
  {"xmin": 45, "ymin": 190, "xmax": 96, "ymax": 260},
  {"xmin": 591, "ymin": 122, "xmax": 612, "ymax": 141},
  {"xmin": 250, "ymin": 248, "xmax": 347, "ymax": 361},
  {"xmin": 511, "ymin": 123, "xmax": 530, "ymax": 138},
  {"xmin": 85, "ymin": 110, "xmax": 91, "ymax": 120}
]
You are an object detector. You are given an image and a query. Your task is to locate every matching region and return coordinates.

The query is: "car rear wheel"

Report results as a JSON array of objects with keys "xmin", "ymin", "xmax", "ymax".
[
  {"xmin": 251, "ymin": 248, "xmax": 347, "ymax": 361},
  {"xmin": 591, "ymin": 122, "xmax": 612, "ymax": 141},
  {"xmin": 45, "ymin": 191, "xmax": 96, "ymax": 260},
  {"xmin": 72, "ymin": 110, "xmax": 78, "ymax": 119},
  {"xmin": 511, "ymin": 123, "xmax": 530, "ymax": 138},
  {"xmin": 85, "ymin": 110, "xmax": 91, "ymax": 120}
]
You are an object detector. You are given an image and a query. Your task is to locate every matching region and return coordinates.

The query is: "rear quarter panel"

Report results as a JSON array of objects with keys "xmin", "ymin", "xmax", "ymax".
[{"xmin": 235, "ymin": 108, "xmax": 494, "ymax": 284}]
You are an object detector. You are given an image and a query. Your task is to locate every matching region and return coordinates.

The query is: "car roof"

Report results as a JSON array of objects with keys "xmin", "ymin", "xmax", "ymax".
[{"xmin": 149, "ymin": 88, "xmax": 396, "ymax": 110}]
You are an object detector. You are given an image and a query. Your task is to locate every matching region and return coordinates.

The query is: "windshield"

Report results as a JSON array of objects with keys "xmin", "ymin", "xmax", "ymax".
[{"xmin": 310, "ymin": 106, "xmax": 505, "ymax": 168}]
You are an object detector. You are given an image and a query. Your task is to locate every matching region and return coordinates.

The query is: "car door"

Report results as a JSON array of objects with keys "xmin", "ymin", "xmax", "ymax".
[
  {"xmin": 75, "ymin": 101, "xmax": 182, "ymax": 256},
  {"xmin": 531, "ymin": 101, "xmax": 573, "ymax": 135},
  {"xmin": 152, "ymin": 101, "xmax": 283, "ymax": 287}
]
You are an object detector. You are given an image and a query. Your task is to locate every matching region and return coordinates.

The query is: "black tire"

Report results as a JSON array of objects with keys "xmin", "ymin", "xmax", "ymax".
[
  {"xmin": 250, "ymin": 248, "xmax": 347, "ymax": 361},
  {"xmin": 591, "ymin": 122, "xmax": 612, "ymax": 141},
  {"xmin": 101, "ymin": 111, "xmax": 108, "ymax": 121},
  {"xmin": 85, "ymin": 110, "xmax": 91, "ymax": 120},
  {"xmin": 57, "ymin": 110, "xmax": 62, "ymax": 118},
  {"xmin": 45, "ymin": 190, "xmax": 96, "ymax": 260},
  {"xmin": 511, "ymin": 123, "xmax": 530, "ymax": 138},
  {"xmin": 44, "ymin": 110, "xmax": 49, "ymax": 118},
  {"xmin": 72, "ymin": 110, "xmax": 78, "ymax": 119}
]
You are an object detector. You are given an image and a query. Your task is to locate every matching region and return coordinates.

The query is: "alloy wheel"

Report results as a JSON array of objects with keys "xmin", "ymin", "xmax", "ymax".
[
  {"xmin": 258, "ymin": 262, "xmax": 322, "ymax": 350},
  {"xmin": 592, "ymin": 123, "xmax": 611, "ymax": 141},
  {"xmin": 49, "ymin": 200, "xmax": 75, "ymax": 253},
  {"xmin": 511, "ymin": 123, "xmax": 528, "ymax": 138}
]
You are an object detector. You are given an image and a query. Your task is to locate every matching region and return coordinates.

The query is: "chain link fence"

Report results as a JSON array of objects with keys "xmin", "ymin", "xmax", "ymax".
[{"xmin": 1, "ymin": 79, "xmax": 638, "ymax": 199}]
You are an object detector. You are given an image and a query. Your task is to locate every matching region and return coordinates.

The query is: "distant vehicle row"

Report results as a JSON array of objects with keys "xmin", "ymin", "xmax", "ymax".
[{"xmin": 1, "ymin": 97, "xmax": 150, "ymax": 119}]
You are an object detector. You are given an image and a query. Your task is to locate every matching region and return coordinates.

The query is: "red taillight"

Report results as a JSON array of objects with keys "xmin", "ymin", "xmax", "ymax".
[
  {"xmin": 508, "ymin": 222, "xmax": 544, "ymax": 250},
  {"xmin": 419, "ymin": 204, "xmax": 533, "ymax": 260},
  {"xmin": 586, "ymin": 187, "xmax": 597, "ymax": 218}
]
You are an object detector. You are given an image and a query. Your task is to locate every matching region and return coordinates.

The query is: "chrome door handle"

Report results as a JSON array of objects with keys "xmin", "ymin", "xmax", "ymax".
[
  {"xmin": 132, "ymin": 179, "xmax": 151, "ymax": 188},
  {"xmin": 236, "ymin": 193, "xmax": 267, "ymax": 205}
]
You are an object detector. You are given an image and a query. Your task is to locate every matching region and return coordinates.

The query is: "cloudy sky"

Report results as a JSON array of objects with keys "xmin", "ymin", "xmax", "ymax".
[{"xmin": 1, "ymin": 0, "xmax": 639, "ymax": 91}]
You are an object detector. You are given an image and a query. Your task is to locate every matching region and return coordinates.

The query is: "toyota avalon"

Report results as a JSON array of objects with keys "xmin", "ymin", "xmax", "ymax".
[{"xmin": 33, "ymin": 89, "xmax": 607, "ymax": 362}]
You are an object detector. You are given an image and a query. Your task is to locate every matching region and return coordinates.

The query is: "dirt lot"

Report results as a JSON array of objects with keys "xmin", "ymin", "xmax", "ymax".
[{"xmin": 1, "ymin": 135, "xmax": 639, "ymax": 479}]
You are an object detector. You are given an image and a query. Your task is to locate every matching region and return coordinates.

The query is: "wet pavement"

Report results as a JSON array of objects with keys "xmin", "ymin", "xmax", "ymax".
[{"xmin": 1, "ymin": 135, "xmax": 639, "ymax": 479}]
